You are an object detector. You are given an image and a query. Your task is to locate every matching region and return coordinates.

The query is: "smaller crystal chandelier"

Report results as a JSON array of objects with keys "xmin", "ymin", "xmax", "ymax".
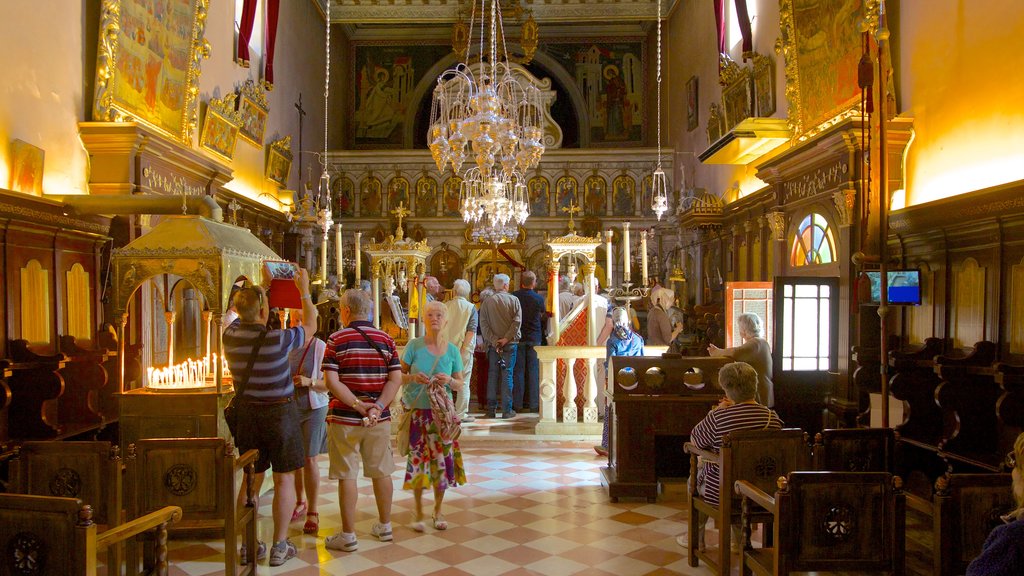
[
  {"xmin": 429, "ymin": 0, "xmax": 545, "ymax": 228},
  {"xmin": 650, "ymin": 0, "xmax": 669, "ymax": 220}
]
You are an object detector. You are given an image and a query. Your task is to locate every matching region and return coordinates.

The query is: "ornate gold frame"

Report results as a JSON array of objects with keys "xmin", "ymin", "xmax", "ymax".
[
  {"xmin": 237, "ymin": 79, "xmax": 269, "ymax": 146},
  {"xmin": 776, "ymin": 0, "xmax": 880, "ymax": 141},
  {"xmin": 265, "ymin": 137, "xmax": 293, "ymax": 187},
  {"xmin": 198, "ymin": 94, "xmax": 241, "ymax": 163},
  {"xmin": 92, "ymin": 0, "xmax": 211, "ymax": 145}
]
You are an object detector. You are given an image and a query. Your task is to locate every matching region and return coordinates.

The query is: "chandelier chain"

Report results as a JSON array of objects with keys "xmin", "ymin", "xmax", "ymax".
[
  {"xmin": 323, "ymin": 0, "xmax": 330, "ymax": 167},
  {"xmin": 656, "ymin": 0, "xmax": 662, "ymax": 168},
  {"xmin": 649, "ymin": 0, "xmax": 669, "ymax": 221}
]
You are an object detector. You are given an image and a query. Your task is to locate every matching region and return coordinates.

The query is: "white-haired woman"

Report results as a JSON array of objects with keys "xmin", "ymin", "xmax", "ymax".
[
  {"xmin": 647, "ymin": 287, "xmax": 679, "ymax": 346},
  {"xmin": 595, "ymin": 306, "xmax": 645, "ymax": 456},
  {"xmin": 399, "ymin": 300, "xmax": 466, "ymax": 532},
  {"xmin": 708, "ymin": 312, "xmax": 774, "ymax": 407},
  {"xmin": 966, "ymin": 432, "xmax": 1024, "ymax": 574},
  {"xmin": 443, "ymin": 279, "xmax": 478, "ymax": 422}
]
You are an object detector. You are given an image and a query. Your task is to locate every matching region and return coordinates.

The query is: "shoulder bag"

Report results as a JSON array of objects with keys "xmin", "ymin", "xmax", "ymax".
[{"xmin": 225, "ymin": 327, "xmax": 268, "ymax": 439}]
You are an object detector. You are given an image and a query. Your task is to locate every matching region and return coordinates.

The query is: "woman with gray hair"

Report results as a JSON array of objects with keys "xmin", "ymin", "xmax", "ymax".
[
  {"xmin": 708, "ymin": 312, "xmax": 774, "ymax": 407},
  {"xmin": 687, "ymin": 361, "xmax": 783, "ymax": 549}
]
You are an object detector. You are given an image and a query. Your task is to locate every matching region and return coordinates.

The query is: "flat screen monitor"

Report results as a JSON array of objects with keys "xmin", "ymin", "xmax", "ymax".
[{"xmin": 866, "ymin": 269, "xmax": 921, "ymax": 305}]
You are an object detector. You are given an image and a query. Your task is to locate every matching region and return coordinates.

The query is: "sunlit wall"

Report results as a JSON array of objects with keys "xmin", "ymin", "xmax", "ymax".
[{"xmin": 899, "ymin": 0, "xmax": 1024, "ymax": 206}]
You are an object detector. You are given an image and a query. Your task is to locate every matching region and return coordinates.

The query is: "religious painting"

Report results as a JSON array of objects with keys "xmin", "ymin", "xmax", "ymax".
[
  {"xmin": 442, "ymin": 176, "xmax": 462, "ymax": 217},
  {"xmin": 236, "ymin": 79, "xmax": 268, "ymax": 146},
  {"xmin": 640, "ymin": 173, "xmax": 655, "ymax": 217},
  {"xmin": 752, "ymin": 53, "xmax": 777, "ymax": 117},
  {"xmin": 473, "ymin": 262, "xmax": 513, "ymax": 292},
  {"xmin": 721, "ymin": 57, "xmax": 753, "ymax": 131},
  {"xmin": 779, "ymin": 0, "xmax": 870, "ymax": 139},
  {"xmin": 528, "ymin": 175, "xmax": 550, "ymax": 217},
  {"xmin": 264, "ymin": 138, "xmax": 292, "ymax": 187},
  {"xmin": 92, "ymin": 0, "xmax": 209, "ymax": 144},
  {"xmin": 613, "ymin": 174, "xmax": 636, "ymax": 216},
  {"xmin": 415, "ymin": 176, "xmax": 438, "ymax": 217},
  {"xmin": 331, "ymin": 176, "xmax": 354, "ymax": 217},
  {"xmin": 542, "ymin": 40, "xmax": 644, "ymax": 145},
  {"xmin": 351, "ymin": 42, "xmax": 451, "ymax": 148},
  {"xmin": 686, "ymin": 75, "xmax": 699, "ymax": 131},
  {"xmin": 387, "ymin": 176, "xmax": 410, "ymax": 213},
  {"xmin": 430, "ymin": 245, "xmax": 463, "ymax": 289},
  {"xmin": 583, "ymin": 174, "xmax": 607, "ymax": 216},
  {"xmin": 199, "ymin": 97, "xmax": 241, "ymax": 162},
  {"xmin": 9, "ymin": 139, "xmax": 44, "ymax": 196},
  {"xmin": 555, "ymin": 175, "xmax": 578, "ymax": 215},
  {"xmin": 360, "ymin": 175, "xmax": 383, "ymax": 217},
  {"xmin": 707, "ymin": 103, "xmax": 725, "ymax": 145}
]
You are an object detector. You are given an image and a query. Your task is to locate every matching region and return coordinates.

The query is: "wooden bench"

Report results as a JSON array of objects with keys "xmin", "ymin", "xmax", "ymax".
[
  {"xmin": 0, "ymin": 493, "xmax": 180, "ymax": 576},
  {"xmin": 685, "ymin": 428, "xmax": 811, "ymax": 576},
  {"xmin": 735, "ymin": 471, "xmax": 905, "ymax": 576},
  {"xmin": 932, "ymin": 472, "xmax": 1014, "ymax": 576},
  {"xmin": 813, "ymin": 427, "xmax": 895, "ymax": 472}
]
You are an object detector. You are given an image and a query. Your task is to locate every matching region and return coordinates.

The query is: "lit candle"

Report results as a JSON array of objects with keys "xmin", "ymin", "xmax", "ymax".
[
  {"xmin": 335, "ymin": 223, "xmax": 343, "ymax": 284},
  {"xmin": 605, "ymin": 229, "xmax": 613, "ymax": 289},
  {"xmin": 640, "ymin": 229, "xmax": 649, "ymax": 287},
  {"xmin": 355, "ymin": 232, "xmax": 362, "ymax": 284},
  {"xmin": 623, "ymin": 222, "xmax": 631, "ymax": 283}
]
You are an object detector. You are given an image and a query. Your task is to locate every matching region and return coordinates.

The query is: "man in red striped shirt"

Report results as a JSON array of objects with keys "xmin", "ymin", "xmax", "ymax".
[{"xmin": 322, "ymin": 289, "xmax": 402, "ymax": 552}]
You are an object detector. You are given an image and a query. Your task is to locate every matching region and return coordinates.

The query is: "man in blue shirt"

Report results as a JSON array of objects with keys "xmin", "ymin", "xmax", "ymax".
[{"xmin": 512, "ymin": 271, "xmax": 546, "ymax": 412}]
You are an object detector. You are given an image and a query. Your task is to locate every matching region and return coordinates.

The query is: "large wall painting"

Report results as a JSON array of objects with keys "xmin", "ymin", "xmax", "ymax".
[
  {"xmin": 93, "ymin": 0, "xmax": 210, "ymax": 144},
  {"xmin": 542, "ymin": 40, "xmax": 644, "ymax": 145},
  {"xmin": 778, "ymin": 0, "xmax": 872, "ymax": 139},
  {"xmin": 350, "ymin": 42, "xmax": 451, "ymax": 148}
]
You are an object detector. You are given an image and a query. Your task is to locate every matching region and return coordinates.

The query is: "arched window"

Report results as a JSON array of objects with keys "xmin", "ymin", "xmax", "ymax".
[{"xmin": 790, "ymin": 213, "xmax": 836, "ymax": 267}]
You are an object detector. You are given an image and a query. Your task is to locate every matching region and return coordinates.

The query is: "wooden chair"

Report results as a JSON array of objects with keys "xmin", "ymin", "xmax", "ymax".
[
  {"xmin": 684, "ymin": 428, "xmax": 811, "ymax": 576},
  {"xmin": 9, "ymin": 441, "xmax": 124, "ymax": 569},
  {"xmin": 735, "ymin": 472, "xmax": 906, "ymax": 575},
  {"xmin": 0, "ymin": 493, "xmax": 180, "ymax": 576},
  {"xmin": 932, "ymin": 472, "xmax": 1014, "ymax": 576},
  {"xmin": 813, "ymin": 427, "xmax": 895, "ymax": 472},
  {"xmin": 126, "ymin": 437, "xmax": 258, "ymax": 576}
]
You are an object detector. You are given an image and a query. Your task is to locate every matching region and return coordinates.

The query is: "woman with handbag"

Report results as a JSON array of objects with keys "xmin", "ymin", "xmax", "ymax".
[{"xmin": 399, "ymin": 300, "xmax": 467, "ymax": 532}]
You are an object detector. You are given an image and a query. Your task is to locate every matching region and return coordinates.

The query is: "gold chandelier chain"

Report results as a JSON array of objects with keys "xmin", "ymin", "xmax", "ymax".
[
  {"xmin": 323, "ymin": 0, "xmax": 330, "ymax": 169},
  {"xmin": 656, "ymin": 0, "xmax": 662, "ymax": 168}
]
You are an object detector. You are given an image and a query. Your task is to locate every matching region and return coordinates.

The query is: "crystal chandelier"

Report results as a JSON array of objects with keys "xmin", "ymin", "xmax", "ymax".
[
  {"xmin": 650, "ymin": 0, "xmax": 669, "ymax": 220},
  {"xmin": 428, "ymin": 0, "xmax": 545, "ymax": 227}
]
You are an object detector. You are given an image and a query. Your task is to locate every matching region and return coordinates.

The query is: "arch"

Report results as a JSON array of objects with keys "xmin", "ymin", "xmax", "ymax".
[
  {"xmin": 789, "ymin": 211, "xmax": 837, "ymax": 267},
  {"xmin": 404, "ymin": 49, "xmax": 592, "ymax": 149}
]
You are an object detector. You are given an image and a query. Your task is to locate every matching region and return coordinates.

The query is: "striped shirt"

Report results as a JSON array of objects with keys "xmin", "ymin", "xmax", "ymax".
[
  {"xmin": 690, "ymin": 402, "xmax": 783, "ymax": 506},
  {"xmin": 322, "ymin": 320, "xmax": 400, "ymax": 426},
  {"xmin": 223, "ymin": 320, "xmax": 305, "ymax": 400}
]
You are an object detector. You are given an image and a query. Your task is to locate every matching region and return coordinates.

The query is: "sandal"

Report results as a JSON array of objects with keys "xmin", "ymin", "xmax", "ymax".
[
  {"xmin": 432, "ymin": 514, "xmax": 448, "ymax": 531},
  {"xmin": 411, "ymin": 518, "xmax": 426, "ymax": 533},
  {"xmin": 290, "ymin": 501, "xmax": 307, "ymax": 523},
  {"xmin": 303, "ymin": 512, "xmax": 319, "ymax": 535}
]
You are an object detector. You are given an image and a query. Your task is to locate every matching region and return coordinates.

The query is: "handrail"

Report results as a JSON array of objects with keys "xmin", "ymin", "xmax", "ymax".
[
  {"xmin": 734, "ymin": 480, "xmax": 777, "ymax": 513},
  {"xmin": 96, "ymin": 505, "xmax": 182, "ymax": 547}
]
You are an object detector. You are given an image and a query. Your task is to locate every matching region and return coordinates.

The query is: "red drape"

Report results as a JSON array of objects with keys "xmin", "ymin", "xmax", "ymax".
[
  {"xmin": 236, "ymin": 0, "xmax": 257, "ymax": 66},
  {"xmin": 264, "ymin": 0, "xmax": 281, "ymax": 89},
  {"xmin": 713, "ymin": 1, "xmax": 753, "ymax": 57}
]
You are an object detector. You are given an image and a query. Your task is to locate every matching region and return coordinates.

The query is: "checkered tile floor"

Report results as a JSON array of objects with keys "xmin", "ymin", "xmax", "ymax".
[{"xmin": 159, "ymin": 413, "xmax": 934, "ymax": 575}]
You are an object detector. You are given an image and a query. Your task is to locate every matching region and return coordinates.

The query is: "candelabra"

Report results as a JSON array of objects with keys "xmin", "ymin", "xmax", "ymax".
[{"xmin": 603, "ymin": 222, "xmax": 652, "ymax": 309}]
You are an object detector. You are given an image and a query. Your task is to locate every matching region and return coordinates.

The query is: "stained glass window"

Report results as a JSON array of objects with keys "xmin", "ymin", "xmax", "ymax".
[{"xmin": 790, "ymin": 213, "xmax": 836, "ymax": 267}]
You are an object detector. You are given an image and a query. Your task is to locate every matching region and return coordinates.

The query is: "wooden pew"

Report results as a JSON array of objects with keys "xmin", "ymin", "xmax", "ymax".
[
  {"xmin": 0, "ymin": 359, "xmax": 11, "ymax": 449},
  {"xmin": 57, "ymin": 335, "xmax": 114, "ymax": 434},
  {"xmin": 6, "ymin": 339, "xmax": 66, "ymax": 440},
  {"xmin": 994, "ymin": 363, "xmax": 1024, "ymax": 459},
  {"xmin": 813, "ymin": 427, "xmax": 895, "ymax": 472},
  {"xmin": 685, "ymin": 428, "xmax": 811, "ymax": 576},
  {"xmin": 889, "ymin": 337, "xmax": 945, "ymax": 444},
  {"xmin": 735, "ymin": 472, "xmax": 906, "ymax": 576},
  {"xmin": 932, "ymin": 472, "xmax": 1014, "ymax": 576},
  {"xmin": 0, "ymin": 493, "xmax": 181, "ymax": 576},
  {"xmin": 934, "ymin": 341, "xmax": 1002, "ymax": 471}
]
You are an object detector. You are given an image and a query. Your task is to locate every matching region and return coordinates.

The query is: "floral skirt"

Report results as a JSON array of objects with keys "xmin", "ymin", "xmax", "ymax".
[{"xmin": 403, "ymin": 408, "xmax": 466, "ymax": 491}]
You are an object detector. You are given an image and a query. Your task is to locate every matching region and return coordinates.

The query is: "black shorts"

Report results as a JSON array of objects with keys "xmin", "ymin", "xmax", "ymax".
[{"xmin": 236, "ymin": 398, "xmax": 305, "ymax": 474}]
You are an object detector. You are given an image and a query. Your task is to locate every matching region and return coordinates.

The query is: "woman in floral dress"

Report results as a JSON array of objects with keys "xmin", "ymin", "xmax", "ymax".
[{"xmin": 399, "ymin": 300, "xmax": 466, "ymax": 531}]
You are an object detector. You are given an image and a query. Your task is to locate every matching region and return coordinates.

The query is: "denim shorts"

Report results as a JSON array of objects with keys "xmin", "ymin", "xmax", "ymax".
[{"xmin": 235, "ymin": 398, "xmax": 305, "ymax": 474}]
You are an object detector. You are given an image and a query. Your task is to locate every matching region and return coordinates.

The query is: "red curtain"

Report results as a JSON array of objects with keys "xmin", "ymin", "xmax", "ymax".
[
  {"xmin": 264, "ymin": 0, "xmax": 281, "ymax": 88},
  {"xmin": 236, "ymin": 0, "xmax": 257, "ymax": 66},
  {"xmin": 713, "ymin": 0, "xmax": 753, "ymax": 57}
]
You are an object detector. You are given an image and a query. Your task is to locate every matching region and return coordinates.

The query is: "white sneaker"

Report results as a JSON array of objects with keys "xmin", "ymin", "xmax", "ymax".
[
  {"xmin": 325, "ymin": 533, "xmax": 358, "ymax": 552},
  {"xmin": 371, "ymin": 522, "xmax": 393, "ymax": 542}
]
